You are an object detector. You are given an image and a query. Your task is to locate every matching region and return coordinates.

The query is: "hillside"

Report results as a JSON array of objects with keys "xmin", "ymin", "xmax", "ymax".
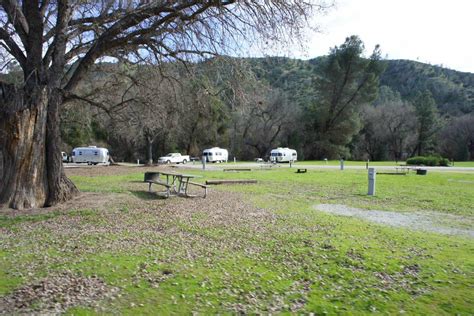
[
  {"xmin": 2, "ymin": 57, "xmax": 472, "ymax": 116},
  {"xmin": 380, "ymin": 60, "xmax": 474, "ymax": 114},
  {"xmin": 245, "ymin": 57, "xmax": 474, "ymax": 115}
]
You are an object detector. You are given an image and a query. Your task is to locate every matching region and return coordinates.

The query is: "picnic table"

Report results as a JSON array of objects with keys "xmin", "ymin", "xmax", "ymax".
[
  {"xmin": 396, "ymin": 164, "xmax": 418, "ymax": 173},
  {"xmin": 144, "ymin": 171, "xmax": 208, "ymax": 198},
  {"xmin": 395, "ymin": 164, "xmax": 426, "ymax": 174}
]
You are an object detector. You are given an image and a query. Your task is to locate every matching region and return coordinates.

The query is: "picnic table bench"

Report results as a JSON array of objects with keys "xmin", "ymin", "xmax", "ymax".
[
  {"xmin": 144, "ymin": 172, "xmax": 172, "ymax": 197},
  {"xmin": 186, "ymin": 181, "xmax": 209, "ymax": 198},
  {"xmin": 144, "ymin": 171, "xmax": 208, "ymax": 198}
]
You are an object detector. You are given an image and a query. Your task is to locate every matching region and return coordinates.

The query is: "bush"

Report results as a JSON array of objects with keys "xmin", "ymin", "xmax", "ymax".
[
  {"xmin": 406, "ymin": 156, "xmax": 450, "ymax": 166},
  {"xmin": 438, "ymin": 157, "xmax": 450, "ymax": 166}
]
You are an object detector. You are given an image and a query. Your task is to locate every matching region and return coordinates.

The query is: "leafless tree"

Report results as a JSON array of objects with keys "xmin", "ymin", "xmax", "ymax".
[
  {"xmin": 0, "ymin": 1, "xmax": 331, "ymax": 209},
  {"xmin": 107, "ymin": 66, "xmax": 181, "ymax": 165},
  {"xmin": 178, "ymin": 74, "xmax": 228, "ymax": 156},
  {"xmin": 240, "ymin": 88, "xmax": 296, "ymax": 159},
  {"xmin": 360, "ymin": 102, "xmax": 417, "ymax": 161},
  {"xmin": 438, "ymin": 114, "xmax": 474, "ymax": 161}
]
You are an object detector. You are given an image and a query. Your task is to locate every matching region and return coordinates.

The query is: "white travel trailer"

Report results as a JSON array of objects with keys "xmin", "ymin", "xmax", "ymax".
[
  {"xmin": 61, "ymin": 151, "xmax": 69, "ymax": 162},
  {"xmin": 202, "ymin": 147, "xmax": 228, "ymax": 163},
  {"xmin": 270, "ymin": 147, "xmax": 297, "ymax": 163},
  {"xmin": 71, "ymin": 146, "xmax": 109, "ymax": 164}
]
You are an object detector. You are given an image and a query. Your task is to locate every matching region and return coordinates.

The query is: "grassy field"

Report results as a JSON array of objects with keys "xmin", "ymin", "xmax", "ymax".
[
  {"xmin": 1, "ymin": 166, "xmax": 473, "ymax": 314},
  {"xmin": 228, "ymin": 160, "xmax": 474, "ymax": 167}
]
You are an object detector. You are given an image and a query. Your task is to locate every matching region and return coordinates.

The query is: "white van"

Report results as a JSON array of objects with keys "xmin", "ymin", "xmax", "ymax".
[
  {"xmin": 270, "ymin": 147, "xmax": 297, "ymax": 163},
  {"xmin": 202, "ymin": 147, "xmax": 228, "ymax": 163},
  {"xmin": 71, "ymin": 146, "xmax": 109, "ymax": 165}
]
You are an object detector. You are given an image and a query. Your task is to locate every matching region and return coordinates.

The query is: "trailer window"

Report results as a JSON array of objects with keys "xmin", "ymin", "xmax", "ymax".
[
  {"xmin": 94, "ymin": 151, "xmax": 98, "ymax": 155},
  {"xmin": 79, "ymin": 151, "xmax": 82, "ymax": 155}
]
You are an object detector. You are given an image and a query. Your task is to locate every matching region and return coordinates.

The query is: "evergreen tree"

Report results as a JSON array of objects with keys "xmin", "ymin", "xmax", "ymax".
[
  {"xmin": 303, "ymin": 36, "xmax": 385, "ymax": 159},
  {"xmin": 413, "ymin": 90, "xmax": 439, "ymax": 156}
]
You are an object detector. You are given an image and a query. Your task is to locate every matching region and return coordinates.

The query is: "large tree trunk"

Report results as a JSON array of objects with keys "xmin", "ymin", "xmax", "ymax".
[
  {"xmin": 145, "ymin": 135, "xmax": 153, "ymax": 165},
  {"xmin": 45, "ymin": 88, "xmax": 79, "ymax": 206},
  {"xmin": 0, "ymin": 84, "xmax": 78, "ymax": 210},
  {"xmin": 146, "ymin": 138, "xmax": 153, "ymax": 166}
]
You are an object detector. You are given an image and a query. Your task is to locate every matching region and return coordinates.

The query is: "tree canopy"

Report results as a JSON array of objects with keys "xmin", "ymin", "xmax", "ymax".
[{"xmin": 0, "ymin": 0, "xmax": 331, "ymax": 210}]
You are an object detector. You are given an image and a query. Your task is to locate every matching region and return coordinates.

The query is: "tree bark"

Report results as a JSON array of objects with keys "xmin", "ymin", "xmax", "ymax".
[
  {"xmin": 0, "ymin": 86, "xmax": 48, "ymax": 209},
  {"xmin": 0, "ymin": 84, "xmax": 78, "ymax": 209},
  {"xmin": 145, "ymin": 135, "xmax": 153, "ymax": 165},
  {"xmin": 45, "ymin": 88, "xmax": 78, "ymax": 206}
]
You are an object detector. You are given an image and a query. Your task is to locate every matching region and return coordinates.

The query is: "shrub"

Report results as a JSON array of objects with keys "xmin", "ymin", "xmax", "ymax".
[
  {"xmin": 406, "ymin": 156, "xmax": 450, "ymax": 166},
  {"xmin": 439, "ymin": 157, "xmax": 450, "ymax": 166}
]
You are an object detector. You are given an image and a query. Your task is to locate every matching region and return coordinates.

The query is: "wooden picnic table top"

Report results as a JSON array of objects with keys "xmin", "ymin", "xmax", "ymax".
[{"xmin": 157, "ymin": 171, "xmax": 201, "ymax": 178}]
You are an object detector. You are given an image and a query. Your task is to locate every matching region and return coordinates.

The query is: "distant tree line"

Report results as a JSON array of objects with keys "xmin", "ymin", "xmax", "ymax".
[{"xmin": 56, "ymin": 37, "xmax": 474, "ymax": 162}]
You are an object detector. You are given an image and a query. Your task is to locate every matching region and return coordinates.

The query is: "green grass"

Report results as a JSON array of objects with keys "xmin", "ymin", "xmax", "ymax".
[
  {"xmin": 189, "ymin": 168, "xmax": 474, "ymax": 216},
  {"xmin": 227, "ymin": 160, "xmax": 474, "ymax": 167},
  {"xmin": 295, "ymin": 160, "xmax": 400, "ymax": 166},
  {"xmin": 450, "ymin": 161, "xmax": 474, "ymax": 167},
  {"xmin": 1, "ymin": 167, "xmax": 473, "ymax": 314}
]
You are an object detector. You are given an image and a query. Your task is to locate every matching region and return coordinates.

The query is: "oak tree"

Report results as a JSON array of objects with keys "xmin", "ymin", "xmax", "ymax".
[{"xmin": 0, "ymin": 1, "xmax": 328, "ymax": 209}]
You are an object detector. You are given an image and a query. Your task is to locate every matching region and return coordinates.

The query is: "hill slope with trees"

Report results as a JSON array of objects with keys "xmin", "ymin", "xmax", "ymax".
[
  {"xmin": 247, "ymin": 57, "xmax": 474, "ymax": 116},
  {"xmin": 50, "ymin": 54, "xmax": 473, "ymax": 163},
  {"xmin": 6, "ymin": 47, "xmax": 470, "ymax": 164}
]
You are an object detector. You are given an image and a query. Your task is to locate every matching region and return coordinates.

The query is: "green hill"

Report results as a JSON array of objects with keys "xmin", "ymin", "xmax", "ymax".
[
  {"xmin": 380, "ymin": 59, "xmax": 474, "ymax": 114},
  {"xmin": 244, "ymin": 57, "xmax": 474, "ymax": 115}
]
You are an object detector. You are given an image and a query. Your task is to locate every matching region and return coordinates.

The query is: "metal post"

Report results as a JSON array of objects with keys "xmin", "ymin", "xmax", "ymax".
[
  {"xmin": 234, "ymin": 157, "xmax": 236, "ymax": 163},
  {"xmin": 137, "ymin": 159, "xmax": 140, "ymax": 165},
  {"xmin": 368, "ymin": 168, "xmax": 376, "ymax": 196},
  {"xmin": 202, "ymin": 156, "xmax": 206, "ymax": 170},
  {"xmin": 340, "ymin": 159, "xmax": 344, "ymax": 170},
  {"xmin": 366, "ymin": 159, "xmax": 369, "ymax": 170}
]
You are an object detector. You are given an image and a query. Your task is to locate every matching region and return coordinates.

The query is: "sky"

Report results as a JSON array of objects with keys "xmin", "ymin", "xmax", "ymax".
[{"xmin": 295, "ymin": 0, "xmax": 474, "ymax": 73}]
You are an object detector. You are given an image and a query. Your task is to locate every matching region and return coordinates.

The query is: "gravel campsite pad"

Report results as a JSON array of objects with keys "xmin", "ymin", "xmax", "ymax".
[{"xmin": 314, "ymin": 204, "xmax": 474, "ymax": 237}]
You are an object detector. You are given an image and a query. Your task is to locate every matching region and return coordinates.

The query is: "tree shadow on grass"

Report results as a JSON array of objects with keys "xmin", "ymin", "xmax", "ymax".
[{"xmin": 130, "ymin": 190, "xmax": 168, "ymax": 200}]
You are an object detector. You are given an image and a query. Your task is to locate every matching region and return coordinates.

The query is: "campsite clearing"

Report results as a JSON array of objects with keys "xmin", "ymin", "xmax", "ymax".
[{"xmin": 1, "ymin": 165, "xmax": 473, "ymax": 314}]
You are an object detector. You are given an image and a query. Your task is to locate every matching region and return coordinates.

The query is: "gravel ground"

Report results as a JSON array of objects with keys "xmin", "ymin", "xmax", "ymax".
[{"xmin": 314, "ymin": 204, "xmax": 474, "ymax": 237}]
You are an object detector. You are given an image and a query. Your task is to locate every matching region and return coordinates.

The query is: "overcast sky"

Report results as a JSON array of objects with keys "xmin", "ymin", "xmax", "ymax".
[{"xmin": 296, "ymin": 0, "xmax": 474, "ymax": 73}]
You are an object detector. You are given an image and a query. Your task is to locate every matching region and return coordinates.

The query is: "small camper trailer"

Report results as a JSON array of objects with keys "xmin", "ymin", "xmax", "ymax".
[
  {"xmin": 202, "ymin": 147, "xmax": 228, "ymax": 163},
  {"xmin": 71, "ymin": 146, "xmax": 109, "ymax": 164},
  {"xmin": 61, "ymin": 152, "xmax": 69, "ymax": 163},
  {"xmin": 269, "ymin": 147, "xmax": 297, "ymax": 163}
]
